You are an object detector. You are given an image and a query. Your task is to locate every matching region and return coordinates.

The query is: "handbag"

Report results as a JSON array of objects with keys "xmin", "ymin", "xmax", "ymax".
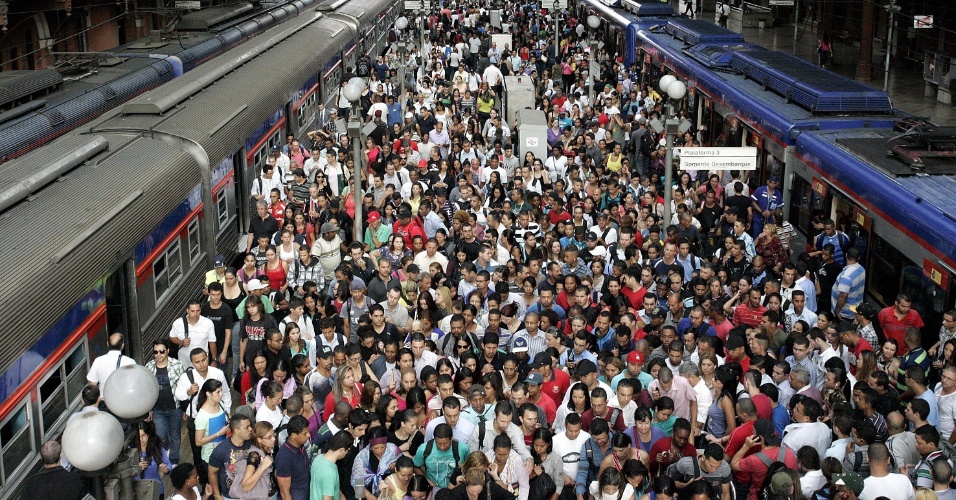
[
  {"xmin": 529, "ymin": 468, "xmax": 557, "ymax": 500},
  {"xmin": 228, "ymin": 446, "xmax": 272, "ymax": 499}
]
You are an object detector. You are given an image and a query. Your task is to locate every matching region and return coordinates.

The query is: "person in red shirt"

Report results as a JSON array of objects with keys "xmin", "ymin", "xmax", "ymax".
[
  {"xmin": 723, "ymin": 398, "xmax": 759, "ymax": 491},
  {"xmin": 530, "ymin": 352, "xmax": 570, "ymax": 407},
  {"xmin": 725, "ymin": 288, "xmax": 768, "ymax": 329},
  {"xmin": 620, "ymin": 268, "xmax": 648, "ymax": 311},
  {"xmin": 648, "ymin": 417, "xmax": 697, "ymax": 476},
  {"xmin": 877, "ymin": 293, "xmax": 924, "ymax": 356},
  {"xmin": 392, "ymin": 207, "xmax": 425, "ymax": 249},
  {"xmin": 547, "ymin": 193, "xmax": 572, "ymax": 226},
  {"xmin": 731, "ymin": 419, "xmax": 798, "ymax": 500},
  {"xmin": 839, "ymin": 329, "xmax": 874, "ymax": 375},
  {"xmin": 725, "ymin": 335, "xmax": 751, "ymax": 375},
  {"xmin": 525, "ymin": 372, "xmax": 557, "ymax": 426}
]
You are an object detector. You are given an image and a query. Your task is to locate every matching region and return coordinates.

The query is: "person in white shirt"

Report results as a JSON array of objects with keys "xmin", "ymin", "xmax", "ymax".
[
  {"xmin": 552, "ymin": 412, "xmax": 591, "ymax": 485},
  {"xmin": 678, "ymin": 362, "xmax": 713, "ymax": 434},
  {"xmin": 411, "ymin": 333, "xmax": 439, "ymax": 378},
  {"xmin": 782, "ymin": 397, "xmax": 831, "ymax": 458},
  {"xmin": 935, "ymin": 365, "xmax": 956, "ymax": 442},
  {"xmin": 173, "ymin": 349, "xmax": 232, "ymax": 421},
  {"xmin": 169, "ymin": 300, "xmax": 218, "ymax": 370},
  {"xmin": 86, "ymin": 333, "xmax": 136, "ymax": 386},
  {"xmin": 859, "ymin": 442, "xmax": 916, "ymax": 500},
  {"xmin": 825, "ymin": 413, "xmax": 854, "ymax": 462},
  {"xmin": 424, "ymin": 397, "xmax": 475, "ymax": 442},
  {"xmin": 798, "ymin": 447, "xmax": 827, "ymax": 498}
]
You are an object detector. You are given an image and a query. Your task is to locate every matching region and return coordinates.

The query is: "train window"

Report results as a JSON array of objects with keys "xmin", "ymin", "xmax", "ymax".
[
  {"xmin": 0, "ymin": 404, "xmax": 33, "ymax": 484},
  {"xmin": 187, "ymin": 219, "xmax": 201, "ymax": 263},
  {"xmin": 38, "ymin": 370, "xmax": 65, "ymax": 437},
  {"xmin": 154, "ymin": 240, "xmax": 182, "ymax": 302},
  {"xmin": 64, "ymin": 343, "xmax": 87, "ymax": 407},
  {"xmin": 217, "ymin": 193, "xmax": 229, "ymax": 229}
]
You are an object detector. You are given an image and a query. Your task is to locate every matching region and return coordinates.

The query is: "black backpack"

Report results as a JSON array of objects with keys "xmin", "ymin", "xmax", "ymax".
[
  {"xmin": 356, "ymin": 56, "xmax": 371, "ymax": 78},
  {"xmin": 756, "ymin": 447, "xmax": 791, "ymax": 500},
  {"xmin": 640, "ymin": 130, "xmax": 655, "ymax": 157}
]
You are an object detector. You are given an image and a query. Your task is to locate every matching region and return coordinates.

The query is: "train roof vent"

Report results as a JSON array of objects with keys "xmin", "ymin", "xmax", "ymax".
[
  {"xmin": 0, "ymin": 70, "xmax": 64, "ymax": 112},
  {"xmin": 665, "ymin": 19, "xmax": 745, "ymax": 45},
  {"xmin": 177, "ymin": 2, "xmax": 255, "ymax": 31},
  {"xmin": 621, "ymin": 0, "xmax": 675, "ymax": 16},
  {"xmin": 729, "ymin": 48, "xmax": 893, "ymax": 114},
  {"xmin": 685, "ymin": 44, "xmax": 747, "ymax": 68}
]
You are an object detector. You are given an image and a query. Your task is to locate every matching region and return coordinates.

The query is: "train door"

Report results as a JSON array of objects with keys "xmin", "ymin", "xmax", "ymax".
[{"xmin": 104, "ymin": 263, "xmax": 133, "ymax": 351}]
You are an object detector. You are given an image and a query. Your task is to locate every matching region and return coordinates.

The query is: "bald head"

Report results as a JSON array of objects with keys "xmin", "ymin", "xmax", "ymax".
[
  {"xmin": 886, "ymin": 411, "xmax": 906, "ymax": 434},
  {"xmin": 108, "ymin": 333, "xmax": 124, "ymax": 351}
]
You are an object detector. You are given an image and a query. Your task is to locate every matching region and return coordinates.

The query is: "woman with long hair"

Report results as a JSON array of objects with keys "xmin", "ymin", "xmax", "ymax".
[
  {"xmin": 359, "ymin": 382, "xmax": 383, "ymax": 415},
  {"xmin": 136, "ymin": 421, "xmax": 172, "ymax": 495},
  {"xmin": 254, "ymin": 358, "xmax": 296, "ymax": 409},
  {"xmin": 221, "ymin": 268, "xmax": 246, "ymax": 313},
  {"xmin": 392, "ymin": 367, "xmax": 418, "ymax": 411},
  {"xmin": 591, "ymin": 467, "xmax": 637, "ymax": 500},
  {"xmin": 239, "ymin": 351, "xmax": 269, "ymax": 405},
  {"xmin": 352, "ymin": 426, "xmax": 403, "ymax": 499},
  {"xmin": 237, "ymin": 252, "xmax": 259, "ymax": 286},
  {"xmin": 231, "ymin": 421, "xmax": 277, "ymax": 499},
  {"xmin": 405, "ymin": 387, "xmax": 429, "ymax": 431},
  {"xmin": 704, "ymin": 365, "xmax": 740, "ymax": 443},
  {"xmin": 554, "ymin": 382, "xmax": 592, "ymax": 433},
  {"xmin": 375, "ymin": 393, "xmax": 400, "ymax": 432},
  {"xmin": 324, "ymin": 364, "xmax": 363, "ymax": 417},
  {"xmin": 296, "ymin": 385, "xmax": 321, "ymax": 439},
  {"xmin": 388, "ymin": 409, "xmax": 423, "ymax": 458},
  {"xmin": 482, "ymin": 372, "xmax": 505, "ymax": 406},
  {"xmin": 377, "ymin": 456, "xmax": 416, "ymax": 500},
  {"xmin": 194, "ymin": 379, "xmax": 228, "ymax": 464},
  {"xmin": 627, "ymin": 407, "xmax": 666, "ymax": 455},
  {"xmin": 755, "ymin": 223, "xmax": 789, "ymax": 273}
]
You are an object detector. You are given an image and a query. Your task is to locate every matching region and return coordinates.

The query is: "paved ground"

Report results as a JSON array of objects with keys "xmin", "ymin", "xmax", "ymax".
[{"xmin": 685, "ymin": 0, "xmax": 956, "ymax": 124}]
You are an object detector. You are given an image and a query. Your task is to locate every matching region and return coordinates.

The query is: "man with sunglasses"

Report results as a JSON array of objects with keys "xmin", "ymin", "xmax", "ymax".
[{"xmin": 145, "ymin": 340, "xmax": 186, "ymax": 465}]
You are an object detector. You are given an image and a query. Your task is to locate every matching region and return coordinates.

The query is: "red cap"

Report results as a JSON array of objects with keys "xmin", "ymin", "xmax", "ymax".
[
  {"xmin": 367, "ymin": 212, "xmax": 381, "ymax": 223},
  {"xmin": 598, "ymin": 114, "xmax": 609, "ymax": 126},
  {"xmin": 627, "ymin": 351, "xmax": 645, "ymax": 364}
]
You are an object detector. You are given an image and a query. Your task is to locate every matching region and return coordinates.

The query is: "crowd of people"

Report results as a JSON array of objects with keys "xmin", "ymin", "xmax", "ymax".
[{"xmin": 36, "ymin": 2, "xmax": 956, "ymax": 500}]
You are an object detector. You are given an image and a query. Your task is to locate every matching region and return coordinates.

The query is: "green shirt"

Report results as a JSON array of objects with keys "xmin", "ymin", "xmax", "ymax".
[
  {"xmin": 412, "ymin": 440, "xmax": 469, "ymax": 488},
  {"xmin": 310, "ymin": 455, "xmax": 339, "ymax": 500}
]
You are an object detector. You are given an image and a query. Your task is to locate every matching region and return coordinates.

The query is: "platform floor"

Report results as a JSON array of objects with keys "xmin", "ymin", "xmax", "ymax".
[{"xmin": 683, "ymin": 0, "xmax": 956, "ymax": 125}]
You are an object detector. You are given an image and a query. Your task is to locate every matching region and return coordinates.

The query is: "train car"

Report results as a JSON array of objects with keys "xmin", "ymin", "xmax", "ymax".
[
  {"xmin": 0, "ymin": 0, "xmax": 399, "ymax": 495},
  {"xmin": 576, "ymin": 0, "xmax": 675, "ymax": 67},
  {"xmin": 0, "ymin": 0, "xmax": 336, "ymax": 167},
  {"xmin": 792, "ymin": 127, "xmax": 956, "ymax": 329}
]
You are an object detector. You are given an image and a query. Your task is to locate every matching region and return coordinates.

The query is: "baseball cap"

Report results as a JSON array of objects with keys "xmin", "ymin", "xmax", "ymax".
[
  {"xmin": 512, "ymin": 337, "xmax": 529, "ymax": 353},
  {"xmin": 627, "ymin": 351, "xmax": 645, "ymax": 364},
  {"xmin": 526, "ymin": 372, "xmax": 544, "ymax": 386},
  {"xmin": 589, "ymin": 245, "xmax": 607, "ymax": 257},
  {"xmin": 649, "ymin": 307, "xmax": 667, "ymax": 319},
  {"xmin": 586, "ymin": 232, "xmax": 599, "ymax": 241},
  {"xmin": 367, "ymin": 211, "xmax": 382, "ymax": 223},
  {"xmin": 350, "ymin": 277, "xmax": 367, "ymax": 290},
  {"xmin": 317, "ymin": 345, "xmax": 334, "ymax": 358},
  {"xmin": 213, "ymin": 254, "xmax": 225, "ymax": 267},
  {"xmin": 832, "ymin": 472, "xmax": 864, "ymax": 495},
  {"xmin": 768, "ymin": 471, "xmax": 793, "ymax": 495},
  {"xmin": 320, "ymin": 222, "xmax": 338, "ymax": 233},
  {"xmin": 468, "ymin": 384, "xmax": 486, "ymax": 398},
  {"xmin": 576, "ymin": 359, "xmax": 598, "ymax": 376},
  {"xmin": 246, "ymin": 278, "xmax": 266, "ymax": 291},
  {"xmin": 529, "ymin": 352, "xmax": 552, "ymax": 369},
  {"xmin": 768, "ymin": 175, "xmax": 780, "ymax": 183}
]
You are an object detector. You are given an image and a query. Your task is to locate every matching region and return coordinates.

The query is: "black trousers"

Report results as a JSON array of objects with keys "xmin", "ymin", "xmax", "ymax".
[{"xmin": 185, "ymin": 417, "xmax": 209, "ymax": 486}]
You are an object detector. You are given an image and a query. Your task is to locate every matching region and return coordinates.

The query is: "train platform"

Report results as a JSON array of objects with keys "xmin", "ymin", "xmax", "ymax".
[{"xmin": 685, "ymin": 0, "xmax": 956, "ymax": 124}]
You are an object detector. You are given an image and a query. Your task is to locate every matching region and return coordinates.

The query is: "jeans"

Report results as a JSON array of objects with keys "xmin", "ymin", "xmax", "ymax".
[
  {"xmin": 230, "ymin": 322, "xmax": 241, "ymax": 381},
  {"xmin": 151, "ymin": 408, "xmax": 183, "ymax": 464}
]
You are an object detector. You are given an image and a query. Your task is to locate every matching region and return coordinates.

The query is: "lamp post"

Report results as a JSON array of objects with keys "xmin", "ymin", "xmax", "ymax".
[
  {"xmin": 62, "ymin": 364, "xmax": 159, "ymax": 499},
  {"xmin": 344, "ymin": 76, "xmax": 365, "ymax": 244},
  {"xmin": 395, "ymin": 16, "xmax": 408, "ymax": 114},
  {"xmin": 553, "ymin": 0, "xmax": 560, "ymax": 65},
  {"xmin": 587, "ymin": 15, "xmax": 601, "ymax": 106},
  {"xmin": 659, "ymin": 75, "xmax": 686, "ymax": 226}
]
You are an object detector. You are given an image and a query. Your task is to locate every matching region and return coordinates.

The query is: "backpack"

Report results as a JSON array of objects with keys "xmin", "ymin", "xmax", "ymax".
[
  {"xmin": 640, "ymin": 131, "xmax": 655, "ymax": 157},
  {"xmin": 227, "ymin": 446, "xmax": 271, "ymax": 499},
  {"xmin": 756, "ymin": 447, "xmax": 791, "ymax": 500},
  {"xmin": 584, "ymin": 440, "xmax": 600, "ymax": 481},
  {"xmin": 357, "ymin": 56, "xmax": 371, "ymax": 77},
  {"xmin": 422, "ymin": 438, "xmax": 461, "ymax": 464}
]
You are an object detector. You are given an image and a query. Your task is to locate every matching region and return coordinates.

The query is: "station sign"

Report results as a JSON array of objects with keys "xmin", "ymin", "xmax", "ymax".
[
  {"xmin": 676, "ymin": 147, "xmax": 757, "ymax": 170},
  {"xmin": 176, "ymin": 1, "xmax": 201, "ymax": 9}
]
